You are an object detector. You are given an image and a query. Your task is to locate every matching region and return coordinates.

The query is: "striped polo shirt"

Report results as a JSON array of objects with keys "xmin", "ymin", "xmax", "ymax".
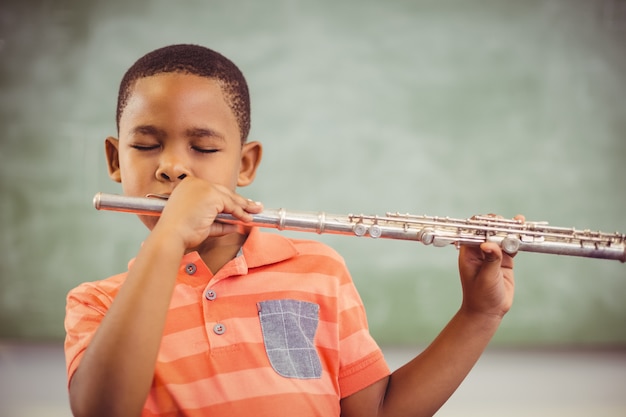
[{"xmin": 65, "ymin": 227, "xmax": 390, "ymax": 416}]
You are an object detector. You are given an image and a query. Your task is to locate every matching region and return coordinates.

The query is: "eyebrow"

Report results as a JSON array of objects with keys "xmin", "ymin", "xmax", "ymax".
[
  {"xmin": 130, "ymin": 125, "xmax": 225, "ymax": 141},
  {"xmin": 185, "ymin": 127, "xmax": 225, "ymax": 141},
  {"xmin": 130, "ymin": 125, "xmax": 167, "ymax": 140}
]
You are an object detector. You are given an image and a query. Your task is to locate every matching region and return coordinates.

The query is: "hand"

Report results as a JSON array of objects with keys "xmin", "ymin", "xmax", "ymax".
[
  {"xmin": 153, "ymin": 177, "xmax": 263, "ymax": 249},
  {"xmin": 457, "ymin": 215, "xmax": 525, "ymax": 318}
]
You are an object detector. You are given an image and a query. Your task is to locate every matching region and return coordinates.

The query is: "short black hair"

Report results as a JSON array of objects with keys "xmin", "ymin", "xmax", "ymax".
[{"xmin": 116, "ymin": 44, "xmax": 251, "ymax": 142}]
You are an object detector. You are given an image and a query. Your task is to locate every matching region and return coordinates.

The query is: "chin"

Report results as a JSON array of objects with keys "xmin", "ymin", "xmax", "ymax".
[{"xmin": 138, "ymin": 214, "xmax": 159, "ymax": 230}]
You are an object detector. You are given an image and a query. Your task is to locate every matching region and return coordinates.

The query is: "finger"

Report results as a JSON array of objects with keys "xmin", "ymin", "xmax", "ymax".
[
  {"xmin": 501, "ymin": 251, "xmax": 515, "ymax": 269},
  {"xmin": 479, "ymin": 241, "xmax": 504, "ymax": 274},
  {"xmin": 458, "ymin": 243, "xmax": 487, "ymax": 281},
  {"xmin": 246, "ymin": 198, "xmax": 264, "ymax": 213},
  {"xmin": 220, "ymin": 194, "xmax": 263, "ymax": 222},
  {"xmin": 486, "ymin": 241, "xmax": 515, "ymax": 270}
]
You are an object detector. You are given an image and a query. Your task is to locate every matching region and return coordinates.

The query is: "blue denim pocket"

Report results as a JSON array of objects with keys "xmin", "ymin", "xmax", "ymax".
[{"xmin": 257, "ymin": 299, "xmax": 322, "ymax": 379}]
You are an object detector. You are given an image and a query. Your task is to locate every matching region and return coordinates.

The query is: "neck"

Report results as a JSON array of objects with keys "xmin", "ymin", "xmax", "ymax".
[{"xmin": 190, "ymin": 229, "xmax": 249, "ymax": 274}]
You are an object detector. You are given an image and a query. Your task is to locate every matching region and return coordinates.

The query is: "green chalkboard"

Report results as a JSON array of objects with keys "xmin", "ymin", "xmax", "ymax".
[{"xmin": 1, "ymin": 0, "xmax": 625, "ymax": 345}]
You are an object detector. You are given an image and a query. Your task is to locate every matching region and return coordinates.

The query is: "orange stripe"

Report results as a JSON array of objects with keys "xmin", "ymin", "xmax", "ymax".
[
  {"xmin": 339, "ymin": 304, "xmax": 370, "ymax": 338},
  {"xmin": 159, "ymin": 316, "xmax": 341, "ymax": 362},
  {"xmin": 217, "ymin": 274, "xmax": 339, "ymax": 296},
  {"xmin": 142, "ymin": 393, "xmax": 340, "ymax": 417},
  {"xmin": 249, "ymin": 253, "xmax": 350, "ymax": 282},
  {"xmin": 165, "ymin": 294, "xmax": 335, "ymax": 336},
  {"xmin": 158, "ymin": 326, "xmax": 209, "ymax": 363},
  {"xmin": 168, "ymin": 284, "xmax": 204, "ymax": 309},
  {"xmin": 145, "ymin": 367, "xmax": 339, "ymax": 413},
  {"xmin": 339, "ymin": 350, "xmax": 390, "ymax": 398},
  {"xmin": 340, "ymin": 328, "xmax": 382, "ymax": 369},
  {"xmin": 193, "ymin": 291, "xmax": 340, "ymax": 322},
  {"xmin": 208, "ymin": 266, "xmax": 344, "ymax": 295},
  {"xmin": 154, "ymin": 342, "xmax": 341, "ymax": 385}
]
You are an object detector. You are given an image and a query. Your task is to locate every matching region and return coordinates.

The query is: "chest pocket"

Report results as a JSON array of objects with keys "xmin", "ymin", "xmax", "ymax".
[{"xmin": 257, "ymin": 299, "xmax": 322, "ymax": 379}]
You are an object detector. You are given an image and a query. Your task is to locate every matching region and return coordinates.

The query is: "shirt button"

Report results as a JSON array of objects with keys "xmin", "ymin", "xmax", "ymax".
[
  {"xmin": 205, "ymin": 289, "xmax": 217, "ymax": 301},
  {"xmin": 213, "ymin": 323, "xmax": 226, "ymax": 335},
  {"xmin": 185, "ymin": 263, "xmax": 197, "ymax": 275}
]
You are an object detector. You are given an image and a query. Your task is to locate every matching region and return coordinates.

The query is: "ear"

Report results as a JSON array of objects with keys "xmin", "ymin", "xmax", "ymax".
[
  {"xmin": 105, "ymin": 137, "xmax": 122, "ymax": 183},
  {"xmin": 237, "ymin": 141, "xmax": 262, "ymax": 187}
]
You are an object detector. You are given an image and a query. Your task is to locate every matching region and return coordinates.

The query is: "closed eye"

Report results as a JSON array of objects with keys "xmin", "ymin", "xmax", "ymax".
[
  {"xmin": 193, "ymin": 147, "xmax": 219, "ymax": 154},
  {"xmin": 130, "ymin": 144, "xmax": 160, "ymax": 151}
]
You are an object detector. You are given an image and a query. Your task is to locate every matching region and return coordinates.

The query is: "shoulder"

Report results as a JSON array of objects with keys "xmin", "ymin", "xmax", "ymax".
[
  {"xmin": 289, "ymin": 236, "xmax": 345, "ymax": 259},
  {"xmin": 248, "ymin": 230, "xmax": 352, "ymax": 283},
  {"xmin": 259, "ymin": 230, "xmax": 346, "ymax": 263},
  {"xmin": 66, "ymin": 271, "xmax": 127, "ymax": 308},
  {"xmin": 245, "ymin": 228, "xmax": 347, "ymax": 267}
]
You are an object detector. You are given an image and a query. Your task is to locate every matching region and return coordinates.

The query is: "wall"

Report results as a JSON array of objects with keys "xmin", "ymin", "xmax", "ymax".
[{"xmin": 0, "ymin": 0, "xmax": 625, "ymax": 344}]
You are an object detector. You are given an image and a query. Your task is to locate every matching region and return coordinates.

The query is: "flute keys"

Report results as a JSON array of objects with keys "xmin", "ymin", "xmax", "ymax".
[
  {"xmin": 417, "ymin": 228, "xmax": 435, "ymax": 245},
  {"xmin": 369, "ymin": 225, "xmax": 382, "ymax": 238},
  {"xmin": 354, "ymin": 223, "xmax": 367, "ymax": 237},
  {"xmin": 352, "ymin": 223, "xmax": 382, "ymax": 238},
  {"xmin": 501, "ymin": 235, "xmax": 521, "ymax": 255}
]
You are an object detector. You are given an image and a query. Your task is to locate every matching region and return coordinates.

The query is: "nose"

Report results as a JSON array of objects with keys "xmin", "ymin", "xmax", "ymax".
[
  {"xmin": 160, "ymin": 172, "xmax": 187, "ymax": 181},
  {"xmin": 155, "ymin": 151, "xmax": 191, "ymax": 182}
]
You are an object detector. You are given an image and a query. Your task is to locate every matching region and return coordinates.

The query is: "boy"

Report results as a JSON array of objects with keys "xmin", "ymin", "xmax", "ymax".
[{"xmin": 65, "ymin": 44, "xmax": 518, "ymax": 417}]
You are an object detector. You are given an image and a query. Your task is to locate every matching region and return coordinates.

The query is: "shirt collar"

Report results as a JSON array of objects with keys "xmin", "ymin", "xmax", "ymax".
[
  {"xmin": 239, "ymin": 227, "xmax": 299, "ymax": 268},
  {"xmin": 128, "ymin": 228, "xmax": 299, "ymax": 281}
]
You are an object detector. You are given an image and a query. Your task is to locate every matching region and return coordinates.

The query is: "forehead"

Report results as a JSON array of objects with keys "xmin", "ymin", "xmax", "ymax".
[
  {"xmin": 120, "ymin": 73, "xmax": 239, "ymax": 136},
  {"xmin": 126, "ymin": 72, "xmax": 226, "ymax": 109}
]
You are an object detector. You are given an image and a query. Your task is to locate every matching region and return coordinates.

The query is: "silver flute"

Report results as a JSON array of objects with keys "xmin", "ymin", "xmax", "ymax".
[{"xmin": 93, "ymin": 192, "xmax": 626, "ymax": 262}]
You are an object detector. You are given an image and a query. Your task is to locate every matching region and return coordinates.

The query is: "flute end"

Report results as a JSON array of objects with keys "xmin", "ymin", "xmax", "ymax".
[{"xmin": 93, "ymin": 192, "xmax": 102, "ymax": 210}]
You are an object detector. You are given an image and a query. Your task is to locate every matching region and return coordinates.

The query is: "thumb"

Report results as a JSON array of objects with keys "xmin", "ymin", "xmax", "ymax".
[
  {"xmin": 479, "ymin": 242, "xmax": 503, "ymax": 274},
  {"xmin": 208, "ymin": 222, "xmax": 239, "ymax": 237}
]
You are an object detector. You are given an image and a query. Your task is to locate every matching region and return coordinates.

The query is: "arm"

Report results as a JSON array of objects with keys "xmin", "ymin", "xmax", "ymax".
[
  {"xmin": 68, "ymin": 225, "xmax": 184, "ymax": 417},
  {"xmin": 341, "ymin": 237, "xmax": 517, "ymax": 417},
  {"xmin": 68, "ymin": 178, "xmax": 262, "ymax": 417}
]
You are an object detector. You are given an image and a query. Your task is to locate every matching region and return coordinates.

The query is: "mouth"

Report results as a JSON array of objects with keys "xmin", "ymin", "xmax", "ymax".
[{"xmin": 145, "ymin": 193, "xmax": 170, "ymax": 200}]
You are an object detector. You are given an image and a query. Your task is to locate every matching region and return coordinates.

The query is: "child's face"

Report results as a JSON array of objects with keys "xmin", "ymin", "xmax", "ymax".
[{"xmin": 106, "ymin": 73, "xmax": 257, "ymax": 202}]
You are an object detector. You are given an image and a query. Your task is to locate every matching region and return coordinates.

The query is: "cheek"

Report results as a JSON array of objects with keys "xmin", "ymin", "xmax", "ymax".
[
  {"xmin": 197, "ymin": 156, "xmax": 241, "ymax": 187},
  {"xmin": 119, "ymin": 170, "xmax": 147, "ymax": 197},
  {"xmin": 118, "ymin": 155, "xmax": 152, "ymax": 189},
  {"xmin": 227, "ymin": 164, "xmax": 243, "ymax": 189}
]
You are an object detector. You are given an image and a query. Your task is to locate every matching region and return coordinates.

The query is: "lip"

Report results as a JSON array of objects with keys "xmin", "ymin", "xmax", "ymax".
[{"xmin": 145, "ymin": 193, "xmax": 170, "ymax": 200}]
